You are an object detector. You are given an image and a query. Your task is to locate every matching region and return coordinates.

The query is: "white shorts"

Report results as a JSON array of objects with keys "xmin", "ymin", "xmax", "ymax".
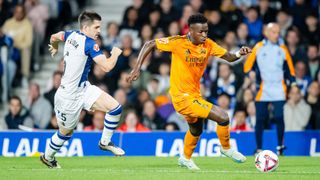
[{"xmin": 54, "ymin": 83, "xmax": 103, "ymax": 129}]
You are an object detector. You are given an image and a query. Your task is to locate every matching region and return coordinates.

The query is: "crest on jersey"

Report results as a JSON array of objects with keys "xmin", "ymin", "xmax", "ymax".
[
  {"xmin": 93, "ymin": 44, "xmax": 100, "ymax": 52},
  {"xmin": 200, "ymin": 48, "xmax": 206, "ymax": 54},
  {"xmin": 158, "ymin": 38, "xmax": 169, "ymax": 44}
]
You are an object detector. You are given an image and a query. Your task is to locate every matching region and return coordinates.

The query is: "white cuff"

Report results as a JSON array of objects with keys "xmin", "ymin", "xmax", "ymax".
[{"xmin": 235, "ymin": 51, "xmax": 241, "ymax": 58}]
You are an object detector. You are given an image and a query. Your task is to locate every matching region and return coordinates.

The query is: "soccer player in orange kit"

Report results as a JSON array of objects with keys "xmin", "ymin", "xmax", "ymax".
[{"xmin": 127, "ymin": 14, "xmax": 251, "ymax": 170}]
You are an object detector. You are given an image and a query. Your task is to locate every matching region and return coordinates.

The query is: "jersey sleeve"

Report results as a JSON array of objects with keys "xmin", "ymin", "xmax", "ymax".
[
  {"xmin": 155, "ymin": 36, "xmax": 178, "ymax": 52},
  {"xmin": 208, "ymin": 39, "xmax": 227, "ymax": 57},
  {"xmin": 84, "ymin": 38, "xmax": 103, "ymax": 58},
  {"xmin": 63, "ymin": 30, "xmax": 73, "ymax": 42}
]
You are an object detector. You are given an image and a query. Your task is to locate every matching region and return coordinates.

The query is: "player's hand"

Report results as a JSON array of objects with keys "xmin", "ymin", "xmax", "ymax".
[
  {"xmin": 126, "ymin": 69, "xmax": 141, "ymax": 83},
  {"xmin": 239, "ymin": 46, "xmax": 252, "ymax": 55},
  {"xmin": 111, "ymin": 47, "xmax": 122, "ymax": 56},
  {"xmin": 48, "ymin": 44, "xmax": 58, "ymax": 57}
]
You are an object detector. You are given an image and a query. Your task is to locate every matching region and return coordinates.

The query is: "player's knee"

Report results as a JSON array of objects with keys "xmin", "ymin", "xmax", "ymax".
[
  {"xmin": 189, "ymin": 127, "xmax": 203, "ymax": 136},
  {"xmin": 108, "ymin": 104, "xmax": 122, "ymax": 116},
  {"xmin": 218, "ymin": 112, "xmax": 230, "ymax": 126},
  {"xmin": 59, "ymin": 128, "xmax": 73, "ymax": 136}
]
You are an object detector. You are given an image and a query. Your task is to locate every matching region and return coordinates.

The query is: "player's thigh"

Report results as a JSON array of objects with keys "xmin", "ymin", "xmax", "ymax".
[{"xmin": 91, "ymin": 91, "xmax": 119, "ymax": 112}]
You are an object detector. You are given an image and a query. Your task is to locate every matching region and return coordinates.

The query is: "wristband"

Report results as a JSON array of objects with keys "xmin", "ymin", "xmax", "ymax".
[{"xmin": 235, "ymin": 51, "xmax": 241, "ymax": 58}]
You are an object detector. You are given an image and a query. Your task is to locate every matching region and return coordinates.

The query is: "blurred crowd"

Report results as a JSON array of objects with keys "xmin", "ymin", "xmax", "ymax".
[{"xmin": 1, "ymin": 0, "xmax": 320, "ymax": 133}]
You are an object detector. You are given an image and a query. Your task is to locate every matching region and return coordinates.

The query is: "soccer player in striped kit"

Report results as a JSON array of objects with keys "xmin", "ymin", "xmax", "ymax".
[{"xmin": 40, "ymin": 11, "xmax": 125, "ymax": 168}]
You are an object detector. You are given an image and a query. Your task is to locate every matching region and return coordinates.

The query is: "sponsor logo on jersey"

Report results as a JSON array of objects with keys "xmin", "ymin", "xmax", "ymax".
[{"xmin": 93, "ymin": 44, "xmax": 100, "ymax": 52}]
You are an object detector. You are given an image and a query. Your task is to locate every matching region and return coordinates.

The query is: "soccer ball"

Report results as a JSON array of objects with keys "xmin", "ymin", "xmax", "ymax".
[{"xmin": 255, "ymin": 150, "xmax": 279, "ymax": 172}]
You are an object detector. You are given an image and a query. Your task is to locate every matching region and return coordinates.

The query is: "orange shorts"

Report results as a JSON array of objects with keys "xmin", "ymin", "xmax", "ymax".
[{"xmin": 171, "ymin": 95, "xmax": 213, "ymax": 123}]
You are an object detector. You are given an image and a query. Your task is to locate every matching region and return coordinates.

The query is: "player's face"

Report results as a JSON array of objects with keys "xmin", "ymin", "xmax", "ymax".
[
  {"xmin": 189, "ymin": 23, "xmax": 208, "ymax": 45},
  {"xmin": 87, "ymin": 20, "xmax": 101, "ymax": 40},
  {"xmin": 267, "ymin": 25, "xmax": 280, "ymax": 43}
]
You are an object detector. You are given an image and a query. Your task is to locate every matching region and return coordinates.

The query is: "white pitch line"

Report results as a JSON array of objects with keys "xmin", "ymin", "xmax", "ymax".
[{"xmin": 6, "ymin": 168, "xmax": 320, "ymax": 175}]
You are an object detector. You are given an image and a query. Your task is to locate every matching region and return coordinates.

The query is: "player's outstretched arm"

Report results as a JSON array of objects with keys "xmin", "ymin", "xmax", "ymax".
[
  {"xmin": 126, "ymin": 40, "xmax": 156, "ymax": 83},
  {"xmin": 49, "ymin": 31, "xmax": 65, "ymax": 57},
  {"xmin": 93, "ymin": 47, "xmax": 122, "ymax": 72},
  {"xmin": 221, "ymin": 46, "xmax": 252, "ymax": 62}
]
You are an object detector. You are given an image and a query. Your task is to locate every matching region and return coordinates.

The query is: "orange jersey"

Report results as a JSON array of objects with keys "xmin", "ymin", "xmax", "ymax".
[{"xmin": 155, "ymin": 35, "xmax": 227, "ymax": 97}]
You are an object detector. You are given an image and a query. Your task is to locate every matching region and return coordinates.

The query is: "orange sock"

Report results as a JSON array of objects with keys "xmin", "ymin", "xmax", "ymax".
[
  {"xmin": 183, "ymin": 130, "xmax": 200, "ymax": 159},
  {"xmin": 216, "ymin": 124, "xmax": 231, "ymax": 149}
]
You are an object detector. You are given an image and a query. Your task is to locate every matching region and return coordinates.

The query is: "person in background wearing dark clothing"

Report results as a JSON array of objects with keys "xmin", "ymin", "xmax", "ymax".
[
  {"xmin": 256, "ymin": 0, "xmax": 278, "ymax": 24},
  {"xmin": 305, "ymin": 81, "xmax": 320, "ymax": 129},
  {"xmin": 5, "ymin": 95, "xmax": 33, "ymax": 129}
]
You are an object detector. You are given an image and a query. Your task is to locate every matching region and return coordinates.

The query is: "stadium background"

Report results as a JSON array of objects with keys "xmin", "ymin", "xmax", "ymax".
[{"xmin": 0, "ymin": 0, "xmax": 319, "ymax": 157}]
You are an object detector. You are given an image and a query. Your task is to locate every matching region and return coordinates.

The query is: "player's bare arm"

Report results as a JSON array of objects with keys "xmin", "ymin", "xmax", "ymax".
[
  {"xmin": 221, "ymin": 46, "xmax": 252, "ymax": 62},
  {"xmin": 93, "ymin": 47, "xmax": 122, "ymax": 72},
  {"xmin": 126, "ymin": 39, "xmax": 156, "ymax": 83},
  {"xmin": 49, "ymin": 31, "xmax": 65, "ymax": 57}
]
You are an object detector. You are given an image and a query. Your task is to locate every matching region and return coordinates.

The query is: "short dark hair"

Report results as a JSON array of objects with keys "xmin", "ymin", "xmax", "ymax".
[
  {"xmin": 78, "ymin": 11, "xmax": 101, "ymax": 29},
  {"xmin": 10, "ymin": 95, "xmax": 22, "ymax": 105},
  {"xmin": 188, "ymin": 13, "xmax": 208, "ymax": 26}
]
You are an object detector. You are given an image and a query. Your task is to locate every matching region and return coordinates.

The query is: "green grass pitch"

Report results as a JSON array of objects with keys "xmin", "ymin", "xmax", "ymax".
[{"xmin": 0, "ymin": 157, "xmax": 319, "ymax": 180}]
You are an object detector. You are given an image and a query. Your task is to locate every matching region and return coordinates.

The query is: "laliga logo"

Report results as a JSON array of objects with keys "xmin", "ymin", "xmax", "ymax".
[
  {"xmin": 155, "ymin": 138, "xmax": 238, "ymax": 157},
  {"xmin": 1, "ymin": 138, "xmax": 83, "ymax": 157}
]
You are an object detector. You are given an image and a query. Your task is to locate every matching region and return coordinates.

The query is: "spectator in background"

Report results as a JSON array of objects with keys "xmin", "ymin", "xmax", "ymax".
[
  {"xmin": 179, "ymin": 4, "xmax": 194, "ymax": 35},
  {"xmin": 243, "ymin": 7, "xmax": 263, "ymax": 44},
  {"xmin": 220, "ymin": 0, "xmax": 243, "ymax": 31},
  {"xmin": 207, "ymin": 10, "xmax": 228, "ymax": 41},
  {"xmin": 285, "ymin": 28, "xmax": 307, "ymax": 64},
  {"xmin": 276, "ymin": 10, "xmax": 293, "ymax": 38},
  {"xmin": 189, "ymin": 0, "xmax": 204, "ymax": 13},
  {"xmin": 139, "ymin": 24, "xmax": 153, "ymax": 47},
  {"xmin": 25, "ymin": 0, "xmax": 49, "ymax": 70},
  {"xmin": 156, "ymin": 62, "xmax": 170, "ymax": 93},
  {"xmin": 142, "ymin": 100, "xmax": 165, "ymax": 130},
  {"xmin": 5, "ymin": 95, "xmax": 33, "ymax": 129},
  {"xmin": 84, "ymin": 111, "xmax": 105, "ymax": 131},
  {"xmin": 117, "ymin": 110, "xmax": 150, "ymax": 132},
  {"xmin": 148, "ymin": 9, "xmax": 162, "ymax": 34},
  {"xmin": 211, "ymin": 63, "xmax": 239, "ymax": 108},
  {"xmin": 2, "ymin": 4, "xmax": 33, "ymax": 87},
  {"xmin": 27, "ymin": 82, "xmax": 52, "ymax": 129},
  {"xmin": 147, "ymin": 77, "xmax": 161, "ymax": 100},
  {"xmin": 118, "ymin": 71, "xmax": 138, "ymax": 104},
  {"xmin": 289, "ymin": 0, "xmax": 315, "ymax": 30},
  {"xmin": 119, "ymin": 7, "xmax": 140, "ymax": 49},
  {"xmin": 306, "ymin": 44, "xmax": 319, "ymax": 80},
  {"xmin": 236, "ymin": 23, "xmax": 251, "ymax": 48},
  {"xmin": 284, "ymin": 86, "xmax": 311, "ymax": 131},
  {"xmin": 231, "ymin": 108, "xmax": 252, "ymax": 131},
  {"xmin": 305, "ymin": 81, "xmax": 320, "ymax": 129},
  {"xmin": 303, "ymin": 14, "xmax": 320, "ymax": 45},
  {"xmin": 244, "ymin": 23, "xmax": 296, "ymax": 155},
  {"xmin": 44, "ymin": 71, "xmax": 62, "ymax": 107},
  {"xmin": 234, "ymin": 0, "xmax": 258, "ymax": 12},
  {"xmin": 295, "ymin": 61, "xmax": 312, "ymax": 96},
  {"xmin": 165, "ymin": 122, "xmax": 179, "ymax": 131},
  {"xmin": 257, "ymin": 0, "xmax": 277, "ymax": 24},
  {"xmin": 104, "ymin": 21, "xmax": 121, "ymax": 49},
  {"xmin": 158, "ymin": 0, "xmax": 179, "ymax": 31},
  {"xmin": 167, "ymin": 21, "xmax": 180, "ymax": 36}
]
